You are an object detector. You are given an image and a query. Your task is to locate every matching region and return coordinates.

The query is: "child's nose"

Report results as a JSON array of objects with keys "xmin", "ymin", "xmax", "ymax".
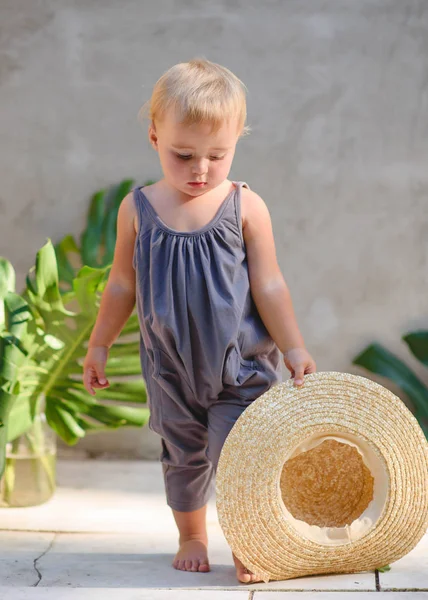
[{"xmin": 192, "ymin": 158, "xmax": 208, "ymax": 175}]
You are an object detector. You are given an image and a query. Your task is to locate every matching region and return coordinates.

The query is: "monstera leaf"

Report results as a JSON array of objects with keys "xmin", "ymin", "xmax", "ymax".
[
  {"xmin": 54, "ymin": 178, "xmax": 154, "ymax": 291},
  {"xmin": 0, "ymin": 239, "xmax": 148, "ymax": 479},
  {"xmin": 353, "ymin": 336, "xmax": 428, "ymax": 439},
  {"xmin": 0, "ymin": 260, "xmax": 33, "ymax": 480}
]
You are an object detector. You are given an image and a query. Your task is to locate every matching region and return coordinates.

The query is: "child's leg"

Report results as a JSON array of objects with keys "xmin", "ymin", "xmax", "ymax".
[
  {"xmin": 160, "ymin": 444, "xmax": 213, "ymax": 573},
  {"xmin": 156, "ymin": 428, "xmax": 214, "ymax": 573},
  {"xmin": 171, "ymin": 504, "xmax": 210, "ymax": 572},
  {"xmin": 207, "ymin": 396, "xmax": 264, "ymax": 583},
  {"xmin": 145, "ymin": 366, "xmax": 215, "ymax": 572}
]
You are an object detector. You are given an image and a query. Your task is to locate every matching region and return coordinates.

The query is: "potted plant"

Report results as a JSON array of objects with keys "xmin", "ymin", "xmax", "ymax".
[{"xmin": 0, "ymin": 239, "xmax": 148, "ymax": 507}]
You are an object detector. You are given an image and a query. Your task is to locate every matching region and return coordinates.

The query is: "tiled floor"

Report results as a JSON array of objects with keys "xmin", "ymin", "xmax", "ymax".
[{"xmin": 0, "ymin": 460, "xmax": 427, "ymax": 598}]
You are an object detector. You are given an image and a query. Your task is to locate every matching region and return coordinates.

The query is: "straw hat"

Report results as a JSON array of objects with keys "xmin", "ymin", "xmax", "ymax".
[{"xmin": 216, "ymin": 371, "xmax": 428, "ymax": 583}]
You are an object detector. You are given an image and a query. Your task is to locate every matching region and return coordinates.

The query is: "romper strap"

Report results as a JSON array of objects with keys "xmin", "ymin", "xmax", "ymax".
[
  {"xmin": 132, "ymin": 186, "xmax": 155, "ymax": 270},
  {"xmin": 233, "ymin": 181, "xmax": 250, "ymax": 247},
  {"xmin": 132, "ymin": 185, "xmax": 154, "ymax": 238}
]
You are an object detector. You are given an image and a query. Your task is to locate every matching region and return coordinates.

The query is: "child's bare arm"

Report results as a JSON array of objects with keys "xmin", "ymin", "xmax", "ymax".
[
  {"xmin": 87, "ymin": 192, "xmax": 137, "ymax": 348},
  {"xmin": 83, "ymin": 193, "xmax": 137, "ymax": 394},
  {"xmin": 242, "ymin": 188, "xmax": 316, "ymax": 384}
]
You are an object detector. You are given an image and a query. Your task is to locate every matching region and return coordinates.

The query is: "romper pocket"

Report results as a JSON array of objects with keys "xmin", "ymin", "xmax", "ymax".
[
  {"xmin": 222, "ymin": 345, "xmax": 272, "ymax": 399},
  {"xmin": 152, "ymin": 347, "xmax": 194, "ymax": 422},
  {"xmin": 140, "ymin": 347, "xmax": 162, "ymax": 433}
]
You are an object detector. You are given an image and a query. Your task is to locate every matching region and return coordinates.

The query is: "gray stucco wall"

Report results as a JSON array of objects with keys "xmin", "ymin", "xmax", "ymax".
[{"xmin": 1, "ymin": 1, "xmax": 427, "ymax": 458}]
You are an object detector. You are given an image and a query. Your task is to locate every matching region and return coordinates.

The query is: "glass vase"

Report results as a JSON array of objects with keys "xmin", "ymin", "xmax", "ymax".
[{"xmin": 0, "ymin": 412, "xmax": 57, "ymax": 508}]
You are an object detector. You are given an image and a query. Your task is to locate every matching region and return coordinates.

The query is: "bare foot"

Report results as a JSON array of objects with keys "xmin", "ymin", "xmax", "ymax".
[
  {"xmin": 172, "ymin": 539, "xmax": 210, "ymax": 573},
  {"xmin": 233, "ymin": 552, "xmax": 263, "ymax": 583}
]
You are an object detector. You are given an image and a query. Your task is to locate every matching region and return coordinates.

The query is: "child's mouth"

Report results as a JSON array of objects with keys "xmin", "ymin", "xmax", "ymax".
[{"xmin": 188, "ymin": 182, "xmax": 207, "ymax": 188}]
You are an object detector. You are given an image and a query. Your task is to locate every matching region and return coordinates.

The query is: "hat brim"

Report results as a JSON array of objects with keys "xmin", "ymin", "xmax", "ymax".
[{"xmin": 216, "ymin": 371, "xmax": 428, "ymax": 582}]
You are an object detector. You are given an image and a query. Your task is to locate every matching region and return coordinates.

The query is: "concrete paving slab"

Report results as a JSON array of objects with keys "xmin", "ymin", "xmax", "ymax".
[
  {"xmin": 254, "ymin": 594, "xmax": 428, "ymax": 599},
  {"xmin": 378, "ymin": 532, "xmax": 428, "ymax": 590},
  {"xmin": 1, "ymin": 590, "xmax": 428, "ymax": 600},
  {"xmin": 0, "ymin": 590, "xmax": 251, "ymax": 599},
  {"xmin": 0, "ymin": 461, "xmax": 425, "ymax": 593},
  {"xmin": 30, "ymin": 531, "xmax": 375, "ymax": 591},
  {"xmin": 0, "ymin": 532, "xmax": 55, "ymax": 587},
  {"xmin": 0, "ymin": 461, "xmax": 191, "ymax": 534},
  {"xmin": 0, "ymin": 460, "xmax": 375, "ymax": 591}
]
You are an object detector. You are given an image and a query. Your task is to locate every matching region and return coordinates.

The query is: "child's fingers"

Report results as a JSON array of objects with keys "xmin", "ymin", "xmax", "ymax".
[
  {"xmin": 306, "ymin": 360, "xmax": 317, "ymax": 374},
  {"xmin": 96, "ymin": 370, "xmax": 107, "ymax": 385},
  {"xmin": 293, "ymin": 365, "xmax": 305, "ymax": 386},
  {"xmin": 92, "ymin": 378, "xmax": 110, "ymax": 388},
  {"xmin": 83, "ymin": 368, "xmax": 96, "ymax": 395},
  {"xmin": 292, "ymin": 361, "xmax": 317, "ymax": 387},
  {"xmin": 83, "ymin": 366, "xmax": 109, "ymax": 395}
]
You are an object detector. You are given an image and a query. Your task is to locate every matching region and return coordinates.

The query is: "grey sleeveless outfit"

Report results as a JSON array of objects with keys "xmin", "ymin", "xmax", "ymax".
[{"xmin": 132, "ymin": 181, "xmax": 282, "ymax": 511}]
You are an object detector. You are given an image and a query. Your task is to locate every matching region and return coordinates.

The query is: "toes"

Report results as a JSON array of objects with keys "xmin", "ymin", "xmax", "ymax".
[
  {"xmin": 236, "ymin": 564, "xmax": 257, "ymax": 583},
  {"xmin": 239, "ymin": 570, "xmax": 262, "ymax": 583},
  {"xmin": 199, "ymin": 560, "xmax": 210, "ymax": 572},
  {"xmin": 238, "ymin": 571, "xmax": 251, "ymax": 583},
  {"xmin": 173, "ymin": 555, "xmax": 210, "ymax": 573}
]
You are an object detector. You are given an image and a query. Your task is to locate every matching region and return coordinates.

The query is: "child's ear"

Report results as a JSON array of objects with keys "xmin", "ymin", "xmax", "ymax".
[{"xmin": 148, "ymin": 121, "xmax": 159, "ymax": 151}]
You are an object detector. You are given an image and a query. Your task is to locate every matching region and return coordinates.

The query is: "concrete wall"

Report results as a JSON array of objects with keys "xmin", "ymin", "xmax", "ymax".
[{"xmin": 1, "ymin": 0, "xmax": 427, "ymax": 458}]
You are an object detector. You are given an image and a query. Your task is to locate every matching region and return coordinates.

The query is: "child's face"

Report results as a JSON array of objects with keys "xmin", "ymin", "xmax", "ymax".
[{"xmin": 149, "ymin": 107, "xmax": 240, "ymax": 197}]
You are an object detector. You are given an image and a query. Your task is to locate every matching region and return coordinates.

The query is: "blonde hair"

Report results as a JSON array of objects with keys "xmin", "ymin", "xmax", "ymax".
[{"xmin": 138, "ymin": 58, "xmax": 250, "ymax": 136}]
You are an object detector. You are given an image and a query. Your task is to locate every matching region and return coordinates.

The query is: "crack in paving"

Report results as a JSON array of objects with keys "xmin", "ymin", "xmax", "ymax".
[
  {"xmin": 375, "ymin": 568, "xmax": 381, "ymax": 591},
  {"xmin": 32, "ymin": 533, "xmax": 57, "ymax": 587}
]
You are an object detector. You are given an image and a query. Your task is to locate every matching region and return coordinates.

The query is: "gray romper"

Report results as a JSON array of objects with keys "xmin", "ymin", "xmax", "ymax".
[{"xmin": 132, "ymin": 181, "xmax": 282, "ymax": 512}]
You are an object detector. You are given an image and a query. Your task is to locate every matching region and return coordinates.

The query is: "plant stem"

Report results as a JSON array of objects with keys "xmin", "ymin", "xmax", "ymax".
[
  {"xmin": 25, "ymin": 415, "xmax": 56, "ymax": 494},
  {"xmin": 2, "ymin": 437, "xmax": 20, "ymax": 505}
]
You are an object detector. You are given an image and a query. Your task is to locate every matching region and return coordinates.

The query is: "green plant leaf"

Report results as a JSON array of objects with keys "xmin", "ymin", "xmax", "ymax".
[
  {"xmin": 0, "ymin": 289, "xmax": 35, "ymax": 477},
  {"xmin": 102, "ymin": 179, "xmax": 135, "ymax": 264},
  {"xmin": 403, "ymin": 331, "xmax": 428, "ymax": 367},
  {"xmin": 54, "ymin": 235, "xmax": 80, "ymax": 288},
  {"xmin": 45, "ymin": 401, "xmax": 85, "ymax": 445},
  {"xmin": 85, "ymin": 403, "xmax": 149, "ymax": 428},
  {"xmin": 34, "ymin": 240, "xmax": 74, "ymax": 316},
  {"xmin": 353, "ymin": 342, "xmax": 428, "ymax": 432},
  {"xmin": 80, "ymin": 189, "xmax": 107, "ymax": 267},
  {"xmin": 377, "ymin": 564, "xmax": 391, "ymax": 572},
  {"xmin": 0, "ymin": 258, "xmax": 16, "ymax": 329},
  {"xmin": 53, "ymin": 179, "xmax": 146, "ymax": 285},
  {"xmin": 6, "ymin": 397, "xmax": 33, "ymax": 442},
  {"xmin": 66, "ymin": 380, "xmax": 147, "ymax": 403},
  {"xmin": 72, "ymin": 265, "xmax": 109, "ymax": 317},
  {"xmin": 101, "ymin": 355, "xmax": 142, "ymax": 376}
]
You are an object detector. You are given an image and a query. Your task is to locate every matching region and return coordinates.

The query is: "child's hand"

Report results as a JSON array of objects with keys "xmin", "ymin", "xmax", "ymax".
[
  {"xmin": 283, "ymin": 348, "xmax": 316, "ymax": 387},
  {"xmin": 83, "ymin": 346, "xmax": 110, "ymax": 396}
]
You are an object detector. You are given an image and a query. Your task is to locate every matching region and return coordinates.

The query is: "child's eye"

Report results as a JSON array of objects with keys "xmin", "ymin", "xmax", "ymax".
[{"xmin": 175, "ymin": 153, "xmax": 225, "ymax": 161}]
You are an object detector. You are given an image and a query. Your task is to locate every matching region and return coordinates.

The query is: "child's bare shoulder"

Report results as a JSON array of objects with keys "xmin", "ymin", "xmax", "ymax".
[
  {"xmin": 106, "ymin": 190, "xmax": 138, "ymax": 291},
  {"xmin": 240, "ymin": 186, "xmax": 271, "ymax": 230},
  {"xmin": 119, "ymin": 190, "xmax": 139, "ymax": 234}
]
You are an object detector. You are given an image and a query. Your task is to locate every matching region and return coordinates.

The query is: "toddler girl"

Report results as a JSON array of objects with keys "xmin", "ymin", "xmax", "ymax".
[{"xmin": 83, "ymin": 58, "xmax": 316, "ymax": 584}]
